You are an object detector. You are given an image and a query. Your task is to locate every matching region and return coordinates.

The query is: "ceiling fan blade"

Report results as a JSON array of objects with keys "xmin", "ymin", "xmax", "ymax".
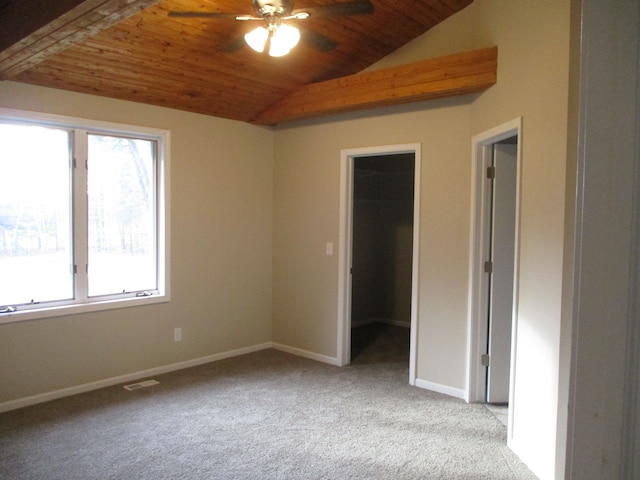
[
  {"xmin": 223, "ymin": 37, "xmax": 248, "ymax": 53},
  {"xmin": 301, "ymin": 29, "xmax": 337, "ymax": 52},
  {"xmin": 293, "ymin": 1, "xmax": 374, "ymax": 19},
  {"xmin": 168, "ymin": 11, "xmax": 244, "ymax": 19}
]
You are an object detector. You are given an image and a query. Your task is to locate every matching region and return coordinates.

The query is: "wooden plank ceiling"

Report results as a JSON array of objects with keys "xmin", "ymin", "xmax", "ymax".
[{"xmin": 0, "ymin": 0, "xmax": 493, "ymax": 125}]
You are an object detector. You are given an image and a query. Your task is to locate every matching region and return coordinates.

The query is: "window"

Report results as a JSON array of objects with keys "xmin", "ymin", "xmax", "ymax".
[{"xmin": 0, "ymin": 109, "xmax": 169, "ymax": 322}]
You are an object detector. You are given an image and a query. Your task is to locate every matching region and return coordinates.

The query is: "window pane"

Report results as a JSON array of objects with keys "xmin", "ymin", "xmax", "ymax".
[
  {"xmin": 87, "ymin": 134, "xmax": 156, "ymax": 297},
  {"xmin": 0, "ymin": 124, "xmax": 73, "ymax": 306}
]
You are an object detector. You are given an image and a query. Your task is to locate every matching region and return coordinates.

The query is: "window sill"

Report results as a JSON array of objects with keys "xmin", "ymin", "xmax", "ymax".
[{"xmin": 0, "ymin": 294, "xmax": 169, "ymax": 324}]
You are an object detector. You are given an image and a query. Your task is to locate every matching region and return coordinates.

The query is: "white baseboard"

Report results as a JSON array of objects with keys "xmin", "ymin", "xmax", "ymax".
[
  {"xmin": 0, "ymin": 342, "xmax": 272, "ymax": 413},
  {"xmin": 1, "ymin": 341, "xmax": 386, "ymax": 413},
  {"xmin": 415, "ymin": 378, "xmax": 467, "ymax": 400},
  {"xmin": 350, "ymin": 318, "xmax": 377, "ymax": 328},
  {"xmin": 351, "ymin": 318, "xmax": 411, "ymax": 329},
  {"xmin": 389, "ymin": 320, "xmax": 411, "ymax": 329},
  {"xmin": 271, "ymin": 343, "xmax": 341, "ymax": 366}
]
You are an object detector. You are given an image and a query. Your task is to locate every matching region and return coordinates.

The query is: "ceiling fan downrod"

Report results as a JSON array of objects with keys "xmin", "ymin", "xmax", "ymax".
[
  {"xmin": 236, "ymin": 0, "xmax": 310, "ymax": 22},
  {"xmin": 253, "ymin": 0, "xmax": 294, "ymax": 17}
]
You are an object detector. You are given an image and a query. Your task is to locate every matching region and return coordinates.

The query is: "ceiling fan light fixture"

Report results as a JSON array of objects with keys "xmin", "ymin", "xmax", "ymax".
[
  {"xmin": 244, "ymin": 22, "xmax": 300, "ymax": 56},
  {"xmin": 268, "ymin": 23, "xmax": 300, "ymax": 56},
  {"xmin": 244, "ymin": 26, "xmax": 270, "ymax": 52},
  {"xmin": 169, "ymin": 0, "xmax": 376, "ymax": 57}
]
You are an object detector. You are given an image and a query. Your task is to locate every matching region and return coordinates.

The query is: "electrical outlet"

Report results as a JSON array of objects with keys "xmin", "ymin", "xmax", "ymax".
[
  {"xmin": 174, "ymin": 327, "xmax": 182, "ymax": 342},
  {"xmin": 325, "ymin": 242, "xmax": 334, "ymax": 256}
]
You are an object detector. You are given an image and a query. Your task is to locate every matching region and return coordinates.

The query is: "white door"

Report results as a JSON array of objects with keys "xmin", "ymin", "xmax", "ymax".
[{"xmin": 486, "ymin": 142, "xmax": 518, "ymax": 403}]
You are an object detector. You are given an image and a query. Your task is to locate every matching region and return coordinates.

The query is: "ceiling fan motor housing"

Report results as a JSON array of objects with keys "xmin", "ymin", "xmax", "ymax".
[{"xmin": 253, "ymin": 0, "xmax": 295, "ymax": 17}]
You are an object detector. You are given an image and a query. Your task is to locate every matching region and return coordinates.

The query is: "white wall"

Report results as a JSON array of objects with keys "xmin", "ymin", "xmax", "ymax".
[
  {"xmin": 0, "ymin": 81, "xmax": 274, "ymax": 405},
  {"xmin": 272, "ymin": 1, "xmax": 572, "ymax": 479},
  {"xmin": 272, "ymin": 99, "xmax": 472, "ymax": 380}
]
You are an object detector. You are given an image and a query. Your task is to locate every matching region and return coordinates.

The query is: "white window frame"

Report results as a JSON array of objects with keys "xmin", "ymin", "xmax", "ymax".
[{"xmin": 0, "ymin": 108, "xmax": 170, "ymax": 323}]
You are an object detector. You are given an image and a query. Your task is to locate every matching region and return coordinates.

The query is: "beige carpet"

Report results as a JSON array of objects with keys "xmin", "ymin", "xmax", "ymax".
[{"xmin": 0, "ymin": 325, "xmax": 537, "ymax": 479}]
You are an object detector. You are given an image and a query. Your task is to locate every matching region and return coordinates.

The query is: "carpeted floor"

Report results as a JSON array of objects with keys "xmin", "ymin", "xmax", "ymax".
[
  {"xmin": 0, "ymin": 325, "xmax": 537, "ymax": 479},
  {"xmin": 351, "ymin": 322, "xmax": 410, "ymax": 364}
]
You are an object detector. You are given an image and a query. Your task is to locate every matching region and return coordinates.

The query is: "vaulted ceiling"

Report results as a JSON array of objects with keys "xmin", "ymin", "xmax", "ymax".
[{"xmin": 0, "ymin": 1, "xmax": 497, "ymax": 125}]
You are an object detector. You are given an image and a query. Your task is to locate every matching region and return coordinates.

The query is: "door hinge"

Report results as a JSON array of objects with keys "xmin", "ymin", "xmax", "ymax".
[
  {"xmin": 484, "ymin": 261, "xmax": 493, "ymax": 274},
  {"xmin": 487, "ymin": 166, "xmax": 496, "ymax": 179},
  {"xmin": 481, "ymin": 354, "xmax": 490, "ymax": 366}
]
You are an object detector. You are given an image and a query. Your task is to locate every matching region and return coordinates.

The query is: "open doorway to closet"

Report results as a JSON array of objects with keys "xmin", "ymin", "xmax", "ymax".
[
  {"xmin": 338, "ymin": 144, "xmax": 421, "ymax": 384},
  {"xmin": 351, "ymin": 154, "xmax": 415, "ymax": 364}
]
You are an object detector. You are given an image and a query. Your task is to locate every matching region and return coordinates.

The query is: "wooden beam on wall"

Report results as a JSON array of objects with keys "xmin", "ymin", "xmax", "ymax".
[
  {"xmin": 251, "ymin": 46, "xmax": 498, "ymax": 125},
  {"xmin": 0, "ymin": 0, "xmax": 160, "ymax": 80}
]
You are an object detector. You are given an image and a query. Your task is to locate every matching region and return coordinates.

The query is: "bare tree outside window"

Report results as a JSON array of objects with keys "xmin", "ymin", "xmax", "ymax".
[{"xmin": 87, "ymin": 134, "xmax": 156, "ymax": 297}]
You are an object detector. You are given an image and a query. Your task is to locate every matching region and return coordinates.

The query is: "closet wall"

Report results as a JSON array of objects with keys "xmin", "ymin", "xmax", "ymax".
[{"xmin": 351, "ymin": 154, "xmax": 415, "ymax": 327}]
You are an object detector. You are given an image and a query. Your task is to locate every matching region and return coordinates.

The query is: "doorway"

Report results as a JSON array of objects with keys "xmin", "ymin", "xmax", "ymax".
[
  {"xmin": 350, "ymin": 154, "xmax": 415, "ymax": 363},
  {"xmin": 337, "ymin": 144, "xmax": 421, "ymax": 384},
  {"xmin": 467, "ymin": 119, "xmax": 522, "ymax": 441}
]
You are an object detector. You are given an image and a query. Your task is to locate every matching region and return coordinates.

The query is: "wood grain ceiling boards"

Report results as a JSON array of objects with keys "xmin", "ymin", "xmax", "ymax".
[
  {"xmin": 0, "ymin": 0, "xmax": 483, "ymax": 124},
  {"xmin": 253, "ymin": 47, "xmax": 498, "ymax": 124}
]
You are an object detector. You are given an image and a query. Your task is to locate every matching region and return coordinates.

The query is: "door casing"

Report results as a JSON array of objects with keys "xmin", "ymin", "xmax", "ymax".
[
  {"xmin": 337, "ymin": 143, "xmax": 421, "ymax": 385},
  {"xmin": 466, "ymin": 118, "xmax": 522, "ymax": 442}
]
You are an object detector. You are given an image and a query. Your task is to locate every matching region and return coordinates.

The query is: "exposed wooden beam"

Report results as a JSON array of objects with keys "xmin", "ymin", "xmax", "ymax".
[
  {"xmin": 251, "ymin": 46, "xmax": 498, "ymax": 125},
  {"xmin": 0, "ymin": 0, "xmax": 160, "ymax": 80},
  {"xmin": 0, "ymin": 0, "xmax": 86, "ymax": 52}
]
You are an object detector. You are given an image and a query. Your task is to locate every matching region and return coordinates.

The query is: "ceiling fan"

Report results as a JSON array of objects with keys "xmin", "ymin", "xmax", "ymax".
[{"xmin": 168, "ymin": 0, "xmax": 375, "ymax": 57}]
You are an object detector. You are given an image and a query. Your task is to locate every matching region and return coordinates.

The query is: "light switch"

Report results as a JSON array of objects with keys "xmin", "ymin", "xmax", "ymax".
[{"xmin": 325, "ymin": 242, "xmax": 334, "ymax": 256}]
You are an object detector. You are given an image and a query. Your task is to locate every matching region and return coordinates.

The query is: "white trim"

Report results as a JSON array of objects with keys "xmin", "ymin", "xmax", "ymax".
[
  {"xmin": 565, "ymin": 1, "xmax": 640, "ymax": 476},
  {"xmin": 465, "ymin": 139, "xmax": 492, "ymax": 403},
  {"xmin": 351, "ymin": 318, "xmax": 412, "ymax": 329},
  {"xmin": 627, "ymin": 135, "xmax": 640, "ymax": 480},
  {"xmin": 0, "ymin": 343, "xmax": 272, "ymax": 413},
  {"xmin": 410, "ymin": 146, "xmax": 422, "ymax": 386},
  {"xmin": 0, "ymin": 338, "xmax": 462, "ymax": 413},
  {"xmin": 337, "ymin": 151, "xmax": 355, "ymax": 366},
  {"xmin": 0, "ymin": 107, "xmax": 171, "ymax": 324},
  {"xmin": 466, "ymin": 118, "xmax": 522, "ymax": 443},
  {"xmin": 415, "ymin": 378, "xmax": 467, "ymax": 401},
  {"xmin": 0, "ymin": 107, "xmax": 167, "ymax": 138},
  {"xmin": 337, "ymin": 143, "xmax": 421, "ymax": 385},
  {"xmin": 271, "ymin": 343, "xmax": 341, "ymax": 366},
  {"xmin": 0, "ymin": 295, "xmax": 170, "ymax": 324},
  {"xmin": 350, "ymin": 318, "xmax": 377, "ymax": 328}
]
